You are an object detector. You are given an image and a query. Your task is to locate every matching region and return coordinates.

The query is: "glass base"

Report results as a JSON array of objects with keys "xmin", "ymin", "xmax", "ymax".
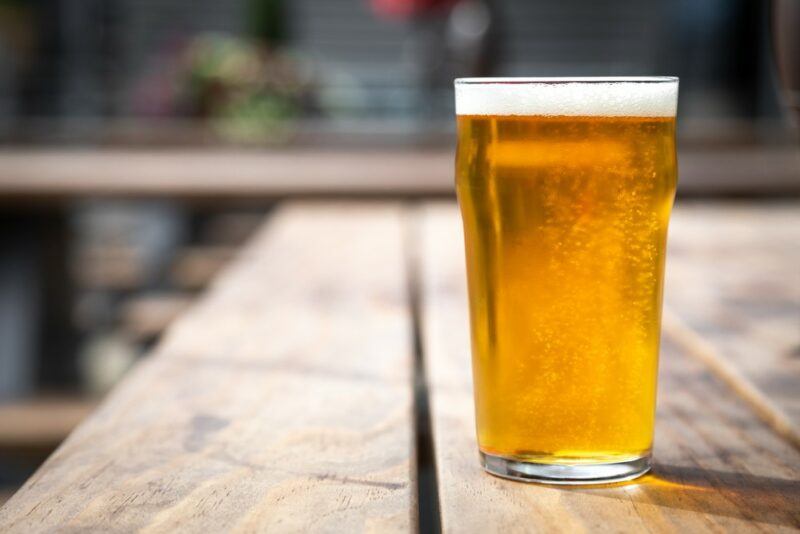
[{"xmin": 480, "ymin": 451, "xmax": 651, "ymax": 485}]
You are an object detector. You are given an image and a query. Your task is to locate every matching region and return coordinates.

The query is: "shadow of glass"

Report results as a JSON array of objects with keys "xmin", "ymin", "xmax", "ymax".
[{"xmin": 572, "ymin": 463, "xmax": 800, "ymax": 528}]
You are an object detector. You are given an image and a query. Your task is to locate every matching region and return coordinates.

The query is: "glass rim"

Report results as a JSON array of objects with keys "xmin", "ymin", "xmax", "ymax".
[{"xmin": 454, "ymin": 76, "xmax": 679, "ymax": 85}]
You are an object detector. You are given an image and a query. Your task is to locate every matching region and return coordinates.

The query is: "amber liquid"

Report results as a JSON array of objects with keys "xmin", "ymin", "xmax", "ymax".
[{"xmin": 456, "ymin": 114, "xmax": 677, "ymax": 463}]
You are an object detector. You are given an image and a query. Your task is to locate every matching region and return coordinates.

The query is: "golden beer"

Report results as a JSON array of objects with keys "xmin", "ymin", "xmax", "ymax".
[{"xmin": 455, "ymin": 78, "xmax": 678, "ymax": 483}]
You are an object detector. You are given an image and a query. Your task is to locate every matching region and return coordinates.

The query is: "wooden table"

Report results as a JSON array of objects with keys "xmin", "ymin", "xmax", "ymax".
[{"xmin": 1, "ymin": 201, "xmax": 798, "ymax": 532}]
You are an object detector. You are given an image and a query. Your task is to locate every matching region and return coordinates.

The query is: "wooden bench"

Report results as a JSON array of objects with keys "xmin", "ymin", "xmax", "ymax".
[
  {"xmin": 0, "ymin": 147, "xmax": 798, "ymax": 202},
  {"xmin": 1, "ymin": 201, "xmax": 798, "ymax": 532}
]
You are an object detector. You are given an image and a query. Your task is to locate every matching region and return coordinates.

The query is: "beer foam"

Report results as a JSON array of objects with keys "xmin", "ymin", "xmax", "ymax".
[{"xmin": 455, "ymin": 77, "xmax": 678, "ymax": 117}]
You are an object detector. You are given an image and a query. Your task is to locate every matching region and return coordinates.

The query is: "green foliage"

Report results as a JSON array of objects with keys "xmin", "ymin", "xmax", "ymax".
[{"xmin": 173, "ymin": 33, "xmax": 311, "ymax": 142}]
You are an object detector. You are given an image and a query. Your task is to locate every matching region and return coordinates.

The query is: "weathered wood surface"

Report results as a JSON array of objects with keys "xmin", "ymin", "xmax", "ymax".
[
  {"xmin": 664, "ymin": 202, "xmax": 800, "ymax": 441},
  {"xmin": 0, "ymin": 147, "xmax": 797, "ymax": 202},
  {"xmin": 0, "ymin": 204, "xmax": 415, "ymax": 533},
  {"xmin": 2, "ymin": 200, "xmax": 799, "ymax": 532},
  {"xmin": 419, "ymin": 204, "xmax": 800, "ymax": 533}
]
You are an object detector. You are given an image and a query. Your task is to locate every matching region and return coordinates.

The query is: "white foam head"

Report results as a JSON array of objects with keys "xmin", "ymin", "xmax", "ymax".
[{"xmin": 455, "ymin": 77, "xmax": 678, "ymax": 117}]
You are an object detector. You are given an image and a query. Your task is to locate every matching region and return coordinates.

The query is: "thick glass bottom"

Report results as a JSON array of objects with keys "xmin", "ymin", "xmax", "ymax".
[{"xmin": 480, "ymin": 451, "xmax": 651, "ymax": 485}]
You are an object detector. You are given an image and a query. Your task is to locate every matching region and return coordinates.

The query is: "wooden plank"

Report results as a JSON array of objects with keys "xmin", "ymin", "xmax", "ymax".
[
  {"xmin": 664, "ymin": 202, "xmax": 800, "ymax": 435},
  {"xmin": 73, "ymin": 245, "xmax": 147, "ymax": 290},
  {"xmin": 419, "ymin": 203, "xmax": 800, "ymax": 533},
  {"xmin": 0, "ymin": 396, "xmax": 96, "ymax": 454},
  {"xmin": 662, "ymin": 309, "xmax": 800, "ymax": 451},
  {"xmin": 0, "ymin": 203, "xmax": 416, "ymax": 533},
  {"xmin": 118, "ymin": 292, "xmax": 194, "ymax": 341},
  {"xmin": 0, "ymin": 147, "xmax": 797, "ymax": 203},
  {"xmin": 0, "ymin": 150, "xmax": 453, "ymax": 201},
  {"xmin": 170, "ymin": 246, "xmax": 237, "ymax": 290}
]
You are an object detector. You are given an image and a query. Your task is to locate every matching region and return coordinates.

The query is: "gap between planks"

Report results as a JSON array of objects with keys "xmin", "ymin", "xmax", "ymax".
[{"xmin": 402, "ymin": 203, "xmax": 443, "ymax": 534}]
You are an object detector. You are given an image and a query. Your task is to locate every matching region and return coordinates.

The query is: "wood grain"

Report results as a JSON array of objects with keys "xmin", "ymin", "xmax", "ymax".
[
  {"xmin": 664, "ymin": 202, "xmax": 800, "ymax": 433},
  {"xmin": 0, "ymin": 204, "xmax": 415, "ymax": 533},
  {"xmin": 0, "ymin": 147, "xmax": 797, "ymax": 203},
  {"xmin": 662, "ymin": 308, "xmax": 800, "ymax": 451},
  {"xmin": 418, "ymin": 203, "xmax": 800, "ymax": 533}
]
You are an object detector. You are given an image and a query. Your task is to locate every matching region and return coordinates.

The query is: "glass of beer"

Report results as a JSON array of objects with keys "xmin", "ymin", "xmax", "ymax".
[{"xmin": 455, "ymin": 77, "xmax": 678, "ymax": 484}]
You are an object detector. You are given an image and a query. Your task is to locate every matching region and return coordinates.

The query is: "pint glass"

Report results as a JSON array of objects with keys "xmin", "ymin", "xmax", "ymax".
[{"xmin": 455, "ymin": 77, "xmax": 679, "ymax": 484}]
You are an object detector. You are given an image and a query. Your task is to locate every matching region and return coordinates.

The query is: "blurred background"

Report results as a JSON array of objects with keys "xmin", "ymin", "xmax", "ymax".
[
  {"xmin": 0, "ymin": 0, "xmax": 797, "ymax": 142},
  {"xmin": 0, "ymin": 0, "xmax": 798, "ymax": 504}
]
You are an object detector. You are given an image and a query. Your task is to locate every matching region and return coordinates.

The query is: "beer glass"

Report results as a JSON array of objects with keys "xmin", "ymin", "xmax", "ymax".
[{"xmin": 455, "ymin": 77, "xmax": 679, "ymax": 484}]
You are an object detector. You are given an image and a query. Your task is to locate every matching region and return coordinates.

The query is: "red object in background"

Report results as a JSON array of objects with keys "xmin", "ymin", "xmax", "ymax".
[{"xmin": 370, "ymin": 0, "xmax": 459, "ymax": 19}]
